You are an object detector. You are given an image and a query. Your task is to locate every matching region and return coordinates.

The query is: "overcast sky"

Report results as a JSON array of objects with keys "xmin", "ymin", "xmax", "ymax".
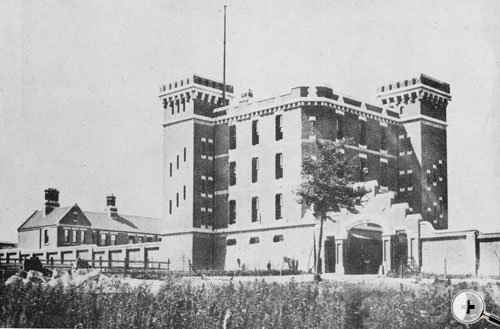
[{"xmin": 0, "ymin": 0, "xmax": 499, "ymax": 242}]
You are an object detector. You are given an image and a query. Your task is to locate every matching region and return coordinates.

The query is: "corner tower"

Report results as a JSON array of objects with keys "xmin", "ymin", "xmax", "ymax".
[
  {"xmin": 377, "ymin": 74, "xmax": 451, "ymax": 229},
  {"xmin": 159, "ymin": 75, "xmax": 234, "ymax": 231}
]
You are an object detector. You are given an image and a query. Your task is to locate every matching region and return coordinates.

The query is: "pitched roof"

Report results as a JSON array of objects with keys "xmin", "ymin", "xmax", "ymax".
[
  {"xmin": 18, "ymin": 207, "xmax": 73, "ymax": 230},
  {"xmin": 84, "ymin": 211, "xmax": 164, "ymax": 234},
  {"xmin": 19, "ymin": 206, "xmax": 164, "ymax": 235}
]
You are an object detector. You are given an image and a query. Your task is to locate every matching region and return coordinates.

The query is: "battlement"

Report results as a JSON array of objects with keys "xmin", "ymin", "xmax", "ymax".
[
  {"xmin": 377, "ymin": 74, "xmax": 450, "ymax": 95},
  {"xmin": 159, "ymin": 74, "xmax": 234, "ymax": 95}
]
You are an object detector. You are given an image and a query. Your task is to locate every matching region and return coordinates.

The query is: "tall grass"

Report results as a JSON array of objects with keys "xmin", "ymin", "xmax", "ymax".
[{"xmin": 2, "ymin": 278, "xmax": 500, "ymax": 328}]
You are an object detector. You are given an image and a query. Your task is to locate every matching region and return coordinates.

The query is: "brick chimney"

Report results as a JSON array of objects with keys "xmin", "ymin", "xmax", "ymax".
[
  {"xmin": 106, "ymin": 195, "xmax": 118, "ymax": 218},
  {"xmin": 44, "ymin": 188, "xmax": 59, "ymax": 216}
]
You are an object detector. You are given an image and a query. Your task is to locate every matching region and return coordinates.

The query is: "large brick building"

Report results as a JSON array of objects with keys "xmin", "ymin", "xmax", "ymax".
[{"xmin": 157, "ymin": 73, "xmax": 451, "ymax": 272}]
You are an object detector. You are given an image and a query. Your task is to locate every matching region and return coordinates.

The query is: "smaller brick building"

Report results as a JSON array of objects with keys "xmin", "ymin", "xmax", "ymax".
[{"xmin": 17, "ymin": 188, "xmax": 163, "ymax": 250}]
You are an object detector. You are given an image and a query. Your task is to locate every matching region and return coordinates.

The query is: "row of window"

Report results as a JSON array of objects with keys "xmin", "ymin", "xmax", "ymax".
[
  {"xmin": 229, "ymin": 193, "xmax": 283, "ymax": 225},
  {"xmin": 169, "ymin": 147, "xmax": 187, "ymax": 177},
  {"xmin": 169, "ymin": 185, "xmax": 187, "ymax": 214},
  {"xmin": 61, "ymin": 229, "xmax": 155, "ymax": 246},
  {"xmin": 229, "ymin": 115, "xmax": 283, "ymax": 150},
  {"xmin": 227, "ymin": 234, "xmax": 284, "ymax": 246},
  {"xmin": 229, "ymin": 153, "xmax": 283, "ymax": 186}
]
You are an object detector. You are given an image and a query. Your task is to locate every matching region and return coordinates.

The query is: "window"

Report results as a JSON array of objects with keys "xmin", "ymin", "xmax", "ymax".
[
  {"xmin": 182, "ymin": 98, "xmax": 186, "ymax": 112},
  {"xmin": 252, "ymin": 120, "xmax": 259, "ymax": 145},
  {"xmin": 184, "ymin": 147, "xmax": 187, "ymax": 162},
  {"xmin": 169, "ymin": 200, "xmax": 172, "ymax": 214},
  {"xmin": 252, "ymin": 157, "xmax": 259, "ymax": 183},
  {"xmin": 176, "ymin": 193, "xmax": 179, "ymax": 207},
  {"xmin": 336, "ymin": 116, "xmax": 344, "ymax": 140},
  {"xmin": 229, "ymin": 125, "xmax": 237, "ymax": 149},
  {"xmin": 275, "ymin": 115, "xmax": 283, "ymax": 140},
  {"xmin": 64, "ymin": 229, "xmax": 69, "ymax": 243},
  {"xmin": 171, "ymin": 102, "xmax": 174, "ymax": 115},
  {"xmin": 138, "ymin": 236, "xmax": 144, "ymax": 244},
  {"xmin": 177, "ymin": 155, "xmax": 179, "ymax": 169},
  {"xmin": 72, "ymin": 230, "xmax": 77, "ymax": 243},
  {"xmin": 227, "ymin": 239, "xmax": 237, "ymax": 246},
  {"xmin": 80, "ymin": 230, "xmax": 85, "ymax": 244},
  {"xmin": 183, "ymin": 185, "xmax": 186, "ymax": 200},
  {"xmin": 100, "ymin": 233, "xmax": 107, "ymax": 246},
  {"xmin": 379, "ymin": 162, "xmax": 388, "ymax": 187},
  {"xmin": 249, "ymin": 237, "xmax": 260, "ymax": 244},
  {"xmin": 251, "ymin": 197, "xmax": 259, "ymax": 222},
  {"xmin": 229, "ymin": 161, "xmax": 236, "ymax": 186},
  {"xmin": 44, "ymin": 229, "xmax": 49, "ymax": 244},
  {"xmin": 128, "ymin": 235, "xmax": 135, "ymax": 244},
  {"xmin": 275, "ymin": 153, "xmax": 283, "ymax": 179},
  {"xmin": 273, "ymin": 235, "xmax": 284, "ymax": 243},
  {"xmin": 275, "ymin": 193, "xmax": 283, "ymax": 219},
  {"xmin": 229, "ymin": 200, "xmax": 236, "ymax": 225},
  {"xmin": 359, "ymin": 120, "xmax": 367, "ymax": 145},
  {"xmin": 380, "ymin": 126, "xmax": 387, "ymax": 151},
  {"xmin": 110, "ymin": 234, "xmax": 117, "ymax": 246},
  {"xmin": 169, "ymin": 163, "xmax": 172, "ymax": 177},
  {"xmin": 146, "ymin": 236, "xmax": 154, "ymax": 242},
  {"xmin": 359, "ymin": 157, "xmax": 367, "ymax": 181}
]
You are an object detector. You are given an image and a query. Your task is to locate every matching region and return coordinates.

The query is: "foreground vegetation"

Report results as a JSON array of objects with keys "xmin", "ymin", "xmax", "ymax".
[{"xmin": 2, "ymin": 277, "xmax": 500, "ymax": 328}]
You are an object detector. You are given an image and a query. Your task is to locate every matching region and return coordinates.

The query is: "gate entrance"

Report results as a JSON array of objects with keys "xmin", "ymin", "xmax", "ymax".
[{"xmin": 345, "ymin": 223, "xmax": 382, "ymax": 274}]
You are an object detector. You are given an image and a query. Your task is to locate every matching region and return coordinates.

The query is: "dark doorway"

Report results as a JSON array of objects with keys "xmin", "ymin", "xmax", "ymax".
[
  {"xmin": 324, "ymin": 236, "xmax": 336, "ymax": 273},
  {"xmin": 345, "ymin": 223, "xmax": 382, "ymax": 274}
]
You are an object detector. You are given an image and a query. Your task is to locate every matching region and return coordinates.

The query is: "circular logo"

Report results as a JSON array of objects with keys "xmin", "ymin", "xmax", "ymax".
[{"xmin": 451, "ymin": 290, "xmax": 484, "ymax": 324}]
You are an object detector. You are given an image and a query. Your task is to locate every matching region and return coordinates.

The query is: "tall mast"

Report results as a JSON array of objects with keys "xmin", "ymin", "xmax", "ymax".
[{"xmin": 222, "ymin": 5, "xmax": 227, "ymax": 105}]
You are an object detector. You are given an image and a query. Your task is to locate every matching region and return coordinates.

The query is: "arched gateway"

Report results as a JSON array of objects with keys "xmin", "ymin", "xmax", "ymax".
[{"xmin": 320, "ymin": 182, "xmax": 410, "ymax": 275}]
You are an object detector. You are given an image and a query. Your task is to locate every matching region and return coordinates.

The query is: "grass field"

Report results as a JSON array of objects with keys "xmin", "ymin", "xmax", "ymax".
[{"xmin": 2, "ymin": 276, "xmax": 500, "ymax": 328}]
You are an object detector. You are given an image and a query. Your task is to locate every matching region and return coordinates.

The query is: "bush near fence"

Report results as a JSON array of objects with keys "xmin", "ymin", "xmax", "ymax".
[{"xmin": 2, "ymin": 278, "xmax": 500, "ymax": 328}]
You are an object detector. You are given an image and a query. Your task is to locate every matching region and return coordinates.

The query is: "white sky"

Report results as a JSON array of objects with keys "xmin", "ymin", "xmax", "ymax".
[{"xmin": 0, "ymin": 0, "xmax": 499, "ymax": 242}]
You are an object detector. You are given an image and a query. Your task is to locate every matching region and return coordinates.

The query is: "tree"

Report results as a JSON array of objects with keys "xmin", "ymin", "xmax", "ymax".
[{"xmin": 296, "ymin": 138, "xmax": 367, "ymax": 279}]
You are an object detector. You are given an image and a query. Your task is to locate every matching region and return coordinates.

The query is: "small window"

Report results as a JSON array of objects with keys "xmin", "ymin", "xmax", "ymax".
[
  {"xmin": 170, "ymin": 163, "xmax": 173, "ymax": 177},
  {"xmin": 72, "ymin": 230, "xmax": 77, "ymax": 243},
  {"xmin": 336, "ymin": 117, "xmax": 344, "ymax": 140},
  {"xmin": 251, "ymin": 197, "xmax": 259, "ymax": 222},
  {"xmin": 359, "ymin": 120, "xmax": 367, "ymax": 145},
  {"xmin": 273, "ymin": 235, "xmax": 284, "ymax": 243},
  {"xmin": 252, "ymin": 157, "xmax": 259, "ymax": 183},
  {"xmin": 275, "ymin": 115, "xmax": 283, "ymax": 140},
  {"xmin": 80, "ymin": 230, "xmax": 85, "ymax": 244},
  {"xmin": 359, "ymin": 158, "xmax": 367, "ymax": 182},
  {"xmin": 227, "ymin": 239, "xmax": 237, "ymax": 246},
  {"xmin": 146, "ymin": 236, "xmax": 154, "ymax": 242},
  {"xmin": 184, "ymin": 147, "xmax": 187, "ymax": 162},
  {"xmin": 100, "ymin": 233, "xmax": 107, "ymax": 246},
  {"xmin": 183, "ymin": 185, "xmax": 186, "ymax": 200},
  {"xmin": 275, "ymin": 193, "xmax": 283, "ymax": 219},
  {"xmin": 380, "ymin": 126, "xmax": 387, "ymax": 151},
  {"xmin": 229, "ymin": 125, "xmax": 237, "ymax": 150},
  {"xmin": 229, "ymin": 200, "xmax": 236, "ymax": 225},
  {"xmin": 138, "ymin": 236, "xmax": 144, "ymax": 244},
  {"xmin": 169, "ymin": 200, "xmax": 172, "ymax": 214},
  {"xmin": 176, "ymin": 193, "xmax": 179, "ymax": 207},
  {"xmin": 177, "ymin": 155, "xmax": 179, "ymax": 169},
  {"xmin": 44, "ymin": 229, "xmax": 49, "ymax": 244},
  {"xmin": 379, "ymin": 162, "xmax": 388, "ymax": 187},
  {"xmin": 249, "ymin": 237, "xmax": 260, "ymax": 244},
  {"xmin": 229, "ymin": 162, "xmax": 236, "ymax": 186},
  {"xmin": 110, "ymin": 234, "xmax": 117, "ymax": 246},
  {"xmin": 275, "ymin": 153, "xmax": 283, "ymax": 179},
  {"xmin": 128, "ymin": 235, "xmax": 135, "ymax": 244},
  {"xmin": 252, "ymin": 120, "xmax": 259, "ymax": 145},
  {"xmin": 64, "ymin": 229, "xmax": 69, "ymax": 243}
]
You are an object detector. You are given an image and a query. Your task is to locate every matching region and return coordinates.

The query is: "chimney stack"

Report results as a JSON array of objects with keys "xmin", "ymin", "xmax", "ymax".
[
  {"xmin": 44, "ymin": 188, "xmax": 60, "ymax": 216},
  {"xmin": 106, "ymin": 195, "xmax": 118, "ymax": 218}
]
